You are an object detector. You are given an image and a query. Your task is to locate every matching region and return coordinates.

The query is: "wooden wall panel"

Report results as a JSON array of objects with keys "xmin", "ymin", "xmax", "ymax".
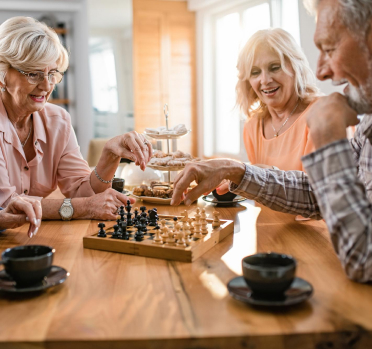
[{"xmin": 133, "ymin": 0, "xmax": 196, "ymax": 155}]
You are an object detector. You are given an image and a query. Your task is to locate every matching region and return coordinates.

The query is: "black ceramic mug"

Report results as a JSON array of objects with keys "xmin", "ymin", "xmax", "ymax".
[
  {"xmin": 112, "ymin": 178, "xmax": 125, "ymax": 193},
  {"xmin": 0, "ymin": 245, "xmax": 55, "ymax": 286},
  {"xmin": 242, "ymin": 252, "xmax": 296, "ymax": 297}
]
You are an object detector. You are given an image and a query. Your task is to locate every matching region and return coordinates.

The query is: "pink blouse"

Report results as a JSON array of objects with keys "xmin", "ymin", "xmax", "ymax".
[{"xmin": 0, "ymin": 98, "xmax": 95, "ymax": 207}]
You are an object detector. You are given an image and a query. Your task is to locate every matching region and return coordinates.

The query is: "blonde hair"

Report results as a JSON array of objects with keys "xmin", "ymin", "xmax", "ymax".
[
  {"xmin": 236, "ymin": 28, "xmax": 321, "ymax": 119},
  {"xmin": 0, "ymin": 16, "xmax": 69, "ymax": 84}
]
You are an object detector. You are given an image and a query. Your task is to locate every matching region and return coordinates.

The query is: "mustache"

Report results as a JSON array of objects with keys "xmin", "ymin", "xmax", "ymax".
[{"xmin": 332, "ymin": 79, "xmax": 348, "ymax": 86}]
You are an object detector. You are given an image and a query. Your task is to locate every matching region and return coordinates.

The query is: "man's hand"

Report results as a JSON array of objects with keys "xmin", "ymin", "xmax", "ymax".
[
  {"xmin": 171, "ymin": 159, "xmax": 245, "ymax": 206},
  {"xmin": 306, "ymin": 93, "xmax": 359, "ymax": 149},
  {"xmin": 1, "ymin": 196, "xmax": 42, "ymax": 237}
]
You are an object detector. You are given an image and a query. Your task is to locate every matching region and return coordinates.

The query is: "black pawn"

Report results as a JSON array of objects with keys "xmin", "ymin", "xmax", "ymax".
[
  {"xmin": 120, "ymin": 222, "xmax": 129, "ymax": 240},
  {"xmin": 134, "ymin": 225, "xmax": 144, "ymax": 241},
  {"xmin": 111, "ymin": 224, "xmax": 121, "ymax": 239},
  {"xmin": 140, "ymin": 206, "xmax": 147, "ymax": 214},
  {"xmin": 139, "ymin": 216, "xmax": 148, "ymax": 233},
  {"xmin": 97, "ymin": 223, "xmax": 106, "ymax": 237}
]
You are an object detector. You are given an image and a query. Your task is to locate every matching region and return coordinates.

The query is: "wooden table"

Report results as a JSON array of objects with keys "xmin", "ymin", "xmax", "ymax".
[{"xmin": 0, "ymin": 199, "xmax": 371, "ymax": 349}]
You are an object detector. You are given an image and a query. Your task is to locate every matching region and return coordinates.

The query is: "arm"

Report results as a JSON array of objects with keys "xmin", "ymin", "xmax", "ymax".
[
  {"xmin": 305, "ymin": 94, "xmax": 372, "ymax": 282},
  {"xmin": 171, "ymin": 159, "xmax": 321, "ymax": 219},
  {"xmin": 303, "ymin": 140, "xmax": 372, "ymax": 282}
]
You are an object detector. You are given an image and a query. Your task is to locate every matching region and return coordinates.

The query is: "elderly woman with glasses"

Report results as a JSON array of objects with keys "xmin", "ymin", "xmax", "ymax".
[{"xmin": 0, "ymin": 16, "xmax": 152, "ymax": 227}]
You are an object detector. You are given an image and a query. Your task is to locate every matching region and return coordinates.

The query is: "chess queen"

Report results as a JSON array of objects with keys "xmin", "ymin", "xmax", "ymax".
[{"xmin": 0, "ymin": 17, "xmax": 152, "ymax": 228}]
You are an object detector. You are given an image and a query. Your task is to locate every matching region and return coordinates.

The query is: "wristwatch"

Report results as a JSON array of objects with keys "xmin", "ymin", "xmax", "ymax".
[{"xmin": 59, "ymin": 198, "xmax": 74, "ymax": 221}]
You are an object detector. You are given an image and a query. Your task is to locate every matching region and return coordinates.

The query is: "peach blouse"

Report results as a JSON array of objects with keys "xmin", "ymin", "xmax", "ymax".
[
  {"xmin": 243, "ymin": 104, "xmax": 315, "ymax": 171},
  {"xmin": 0, "ymin": 98, "xmax": 95, "ymax": 207}
]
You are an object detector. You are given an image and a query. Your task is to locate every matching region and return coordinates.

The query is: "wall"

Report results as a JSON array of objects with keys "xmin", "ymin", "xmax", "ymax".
[{"xmin": 0, "ymin": 0, "xmax": 93, "ymax": 158}]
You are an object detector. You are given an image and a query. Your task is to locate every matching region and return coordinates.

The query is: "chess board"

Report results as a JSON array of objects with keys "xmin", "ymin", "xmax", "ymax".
[{"xmin": 83, "ymin": 214, "xmax": 234, "ymax": 262}]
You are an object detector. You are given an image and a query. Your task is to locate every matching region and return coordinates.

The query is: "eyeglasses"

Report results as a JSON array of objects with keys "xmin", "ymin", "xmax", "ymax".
[{"xmin": 15, "ymin": 68, "xmax": 64, "ymax": 85}]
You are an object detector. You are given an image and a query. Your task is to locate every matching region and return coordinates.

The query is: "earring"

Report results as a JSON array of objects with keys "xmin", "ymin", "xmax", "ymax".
[{"xmin": 1, "ymin": 87, "xmax": 5, "ymax": 92}]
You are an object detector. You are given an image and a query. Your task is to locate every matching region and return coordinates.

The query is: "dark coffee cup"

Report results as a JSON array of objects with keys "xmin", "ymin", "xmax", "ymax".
[
  {"xmin": 242, "ymin": 252, "xmax": 296, "ymax": 297},
  {"xmin": 112, "ymin": 178, "xmax": 125, "ymax": 193},
  {"xmin": 212, "ymin": 189, "xmax": 237, "ymax": 202},
  {"xmin": 0, "ymin": 245, "xmax": 55, "ymax": 286}
]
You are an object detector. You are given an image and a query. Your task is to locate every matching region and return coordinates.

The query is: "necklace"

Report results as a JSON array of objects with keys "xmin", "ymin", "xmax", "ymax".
[
  {"xmin": 10, "ymin": 115, "xmax": 33, "ymax": 147},
  {"xmin": 271, "ymin": 100, "xmax": 300, "ymax": 137}
]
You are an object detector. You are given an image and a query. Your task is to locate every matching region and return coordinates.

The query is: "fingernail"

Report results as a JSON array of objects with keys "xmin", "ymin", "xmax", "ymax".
[
  {"xmin": 185, "ymin": 199, "xmax": 191, "ymax": 206},
  {"xmin": 37, "ymin": 219, "xmax": 41, "ymax": 226},
  {"xmin": 34, "ymin": 227, "xmax": 39, "ymax": 235},
  {"xmin": 30, "ymin": 232, "xmax": 33, "ymax": 238},
  {"xmin": 26, "ymin": 217, "xmax": 29, "ymax": 222},
  {"xmin": 33, "ymin": 218, "xmax": 37, "ymax": 225}
]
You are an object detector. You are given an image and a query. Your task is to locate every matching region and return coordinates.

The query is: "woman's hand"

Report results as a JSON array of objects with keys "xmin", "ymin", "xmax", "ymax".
[
  {"xmin": 215, "ymin": 180, "xmax": 230, "ymax": 195},
  {"xmin": 104, "ymin": 131, "xmax": 153, "ymax": 171},
  {"xmin": 1, "ymin": 196, "xmax": 42, "ymax": 238},
  {"xmin": 81, "ymin": 188, "xmax": 136, "ymax": 220}
]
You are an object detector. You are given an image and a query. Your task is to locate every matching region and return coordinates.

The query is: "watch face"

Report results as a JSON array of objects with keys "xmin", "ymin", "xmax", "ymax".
[{"xmin": 61, "ymin": 206, "xmax": 73, "ymax": 218}]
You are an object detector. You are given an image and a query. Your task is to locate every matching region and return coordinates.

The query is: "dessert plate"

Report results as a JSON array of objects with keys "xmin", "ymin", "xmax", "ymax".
[
  {"xmin": 227, "ymin": 276, "xmax": 313, "ymax": 306},
  {"xmin": 144, "ymin": 129, "xmax": 191, "ymax": 139},
  {"xmin": 0, "ymin": 266, "xmax": 69, "ymax": 293},
  {"xmin": 130, "ymin": 193, "xmax": 172, "ymax": 205}
]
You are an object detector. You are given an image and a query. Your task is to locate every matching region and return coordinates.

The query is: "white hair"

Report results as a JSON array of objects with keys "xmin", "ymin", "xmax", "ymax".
[
  {"xmin": 304, "ymin": 0, "xmax": 372, "ymax": 34},
  {"xmin": 236, "ymin": 28, "xmax": 321, "ymax": 119},
  {"xmin": 0, "ymin": 16, "xmax": 69, "ymax": 84}
]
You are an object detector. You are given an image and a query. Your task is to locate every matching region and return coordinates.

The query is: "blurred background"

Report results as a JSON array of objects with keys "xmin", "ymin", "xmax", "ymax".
[{"xmin": 0, "ymin": 0, "xmax": 341, "ymax": 162}]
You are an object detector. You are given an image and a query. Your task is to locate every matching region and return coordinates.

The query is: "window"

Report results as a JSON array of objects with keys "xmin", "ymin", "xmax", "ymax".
[
  {"xmin": 89, "ymin": 37, "xmax": 119, "ymax": 113},
  {"xmin": 204, "ymin": 0, "xmax": 300, "ymax": 158}
]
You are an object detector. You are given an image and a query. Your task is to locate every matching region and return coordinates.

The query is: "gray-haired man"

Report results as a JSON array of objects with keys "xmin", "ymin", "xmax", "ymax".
[{"xmin": 172, "ymin": 0, "xmax": 372, "ymax": 283}]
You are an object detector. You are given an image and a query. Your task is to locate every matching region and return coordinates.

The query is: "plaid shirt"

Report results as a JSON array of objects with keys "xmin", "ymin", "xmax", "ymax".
[{"xmin": 230, "ymin": 116, "xmax": 372, "ymax": 282}]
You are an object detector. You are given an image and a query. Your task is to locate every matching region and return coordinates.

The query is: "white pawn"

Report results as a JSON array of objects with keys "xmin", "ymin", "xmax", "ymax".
[
  {"xmin": 152, "ymin": 226, "xmax": 163, "ymax": 245},
  {"xmin": 201, "ymin": 208, "xmax": 208, "ymax": 234},
  {"xmin": 166, "ymin": 228, "xmax": 176, "ymax": 246},
  {"xmin": 162, "ymin": 226, "xmax": 168, "ymax": 243},
  {"xmin": 176, "ymin": 223, "xmax": 186, "ymax": 247},
  {"xmin": 212, "ymin": 210, "xmax": 221, "ymax": 229},
  {"xmin": 182, "ymin": 220, "xmax": 191, "ymax": 244},
  {"xmin": 194, "ymin": 207, "xmax": 201, "ymax": 222}
]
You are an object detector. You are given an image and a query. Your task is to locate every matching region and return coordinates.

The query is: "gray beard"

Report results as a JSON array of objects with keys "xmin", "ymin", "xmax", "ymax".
[{"xmin": 346, "ymin": 83, "xmax": 372, "ymax": 115}]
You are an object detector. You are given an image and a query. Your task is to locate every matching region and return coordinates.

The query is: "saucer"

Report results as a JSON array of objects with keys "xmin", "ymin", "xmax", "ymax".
[
  {"xmin": 0, "ymin": 266, "xmax": 69, "ymax": 293},
  {"xmin": 202, "ymin": 194, "xmax": 246, "ymax": 207},
  {"xmin": 227, "ymin": 276, "xmax": 313, "ymax": 306}
]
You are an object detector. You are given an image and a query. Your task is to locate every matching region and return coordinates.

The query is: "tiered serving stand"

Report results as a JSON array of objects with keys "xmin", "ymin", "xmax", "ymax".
[{"xmin": 144, "ymin": 104, "xmax": 191, "ymax": 183}]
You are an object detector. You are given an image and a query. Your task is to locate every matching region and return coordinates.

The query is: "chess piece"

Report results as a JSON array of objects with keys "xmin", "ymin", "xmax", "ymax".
[
  {"xmin": 148, "ymin": 209, "xmax": 158, "ymax": 226},
  {"xmin": 194, "ymin": 220, "xmax": 202, "ymax": 239},
  {"xmin": 152, "ymin": 225, "xmax": 163, "ymax": 245},
  {"xmin": 182, "ymin": 221, "xmax": 191, "ymax": 244},
  {"xmin": 165, "ymin": 228, "xmax": 176, "ymax": 246},
  {"xmin": 120, "ymin": 221, "xmax": 129, "ymax": 240},
  {"xmin": 140, "ymin": 206, "xmax": 147, "ymax": 214},
  {"xmin": 162, "ymin": 226, "xmax": 169, "ymax": 243},
  {"xmin": 139, "ymin": 217, "xmax": 148, "ymax": 233},
  {"xmin": 126, "ymin": 211, "xmax": 133, "ymax": 226},
  {"xmin": 134, "ymin": 225, "xmax": 144, "ymax": 241},
  {"xmin": 97, "ymin": 223, "xmax": 106, "ymax": 237},
  {"xmin": 194, "ymin": 207, "xmax": 201, "ymax": 222},
  {"xmin": 181, "ymin": 210, "xmax": 189, "ymax": 222},
  {"xmin": 133, "ymin": 208, "xmax": 139, "ymax": 223},
  {"xmin": 111, "ymin": 224, "xmax": 121, "ymax": 239},
  {"xmin": 212, "ymin": 210, "xmax": 221, "ymax": 229},
  {"xmin": 126, "ymin": 200, "xmax": 132, "ymax": 213},
  {"xmin": 119, "ymin": 205, "xmax": 126, "ymax": 221},
  {"xmin": 176, "ymin": 223, "xmax": 186, "ymax": 247},
  {"xmin": 188, "ymin": 218, "xmax": 195, "ymax": 234},
  {"xmin": 201, "ymin": 208, "xmax": 208, "ymax": 234}
]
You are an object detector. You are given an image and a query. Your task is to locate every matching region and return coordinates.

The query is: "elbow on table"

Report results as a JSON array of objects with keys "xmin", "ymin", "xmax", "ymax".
[{"xmin": 342, "ymin": 259, "xmax": 372, "ymax": 283}]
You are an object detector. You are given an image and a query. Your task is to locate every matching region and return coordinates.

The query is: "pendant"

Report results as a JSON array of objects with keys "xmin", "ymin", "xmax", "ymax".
[{"xmin": 274, "ymin": 134, "xmax": 278, "ymax": 137}]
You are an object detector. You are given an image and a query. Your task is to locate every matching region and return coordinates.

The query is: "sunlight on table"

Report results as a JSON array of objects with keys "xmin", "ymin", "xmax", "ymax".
[{"xmin": 221, "ymin": 205, "xmax": 261, "ymax": 275}]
